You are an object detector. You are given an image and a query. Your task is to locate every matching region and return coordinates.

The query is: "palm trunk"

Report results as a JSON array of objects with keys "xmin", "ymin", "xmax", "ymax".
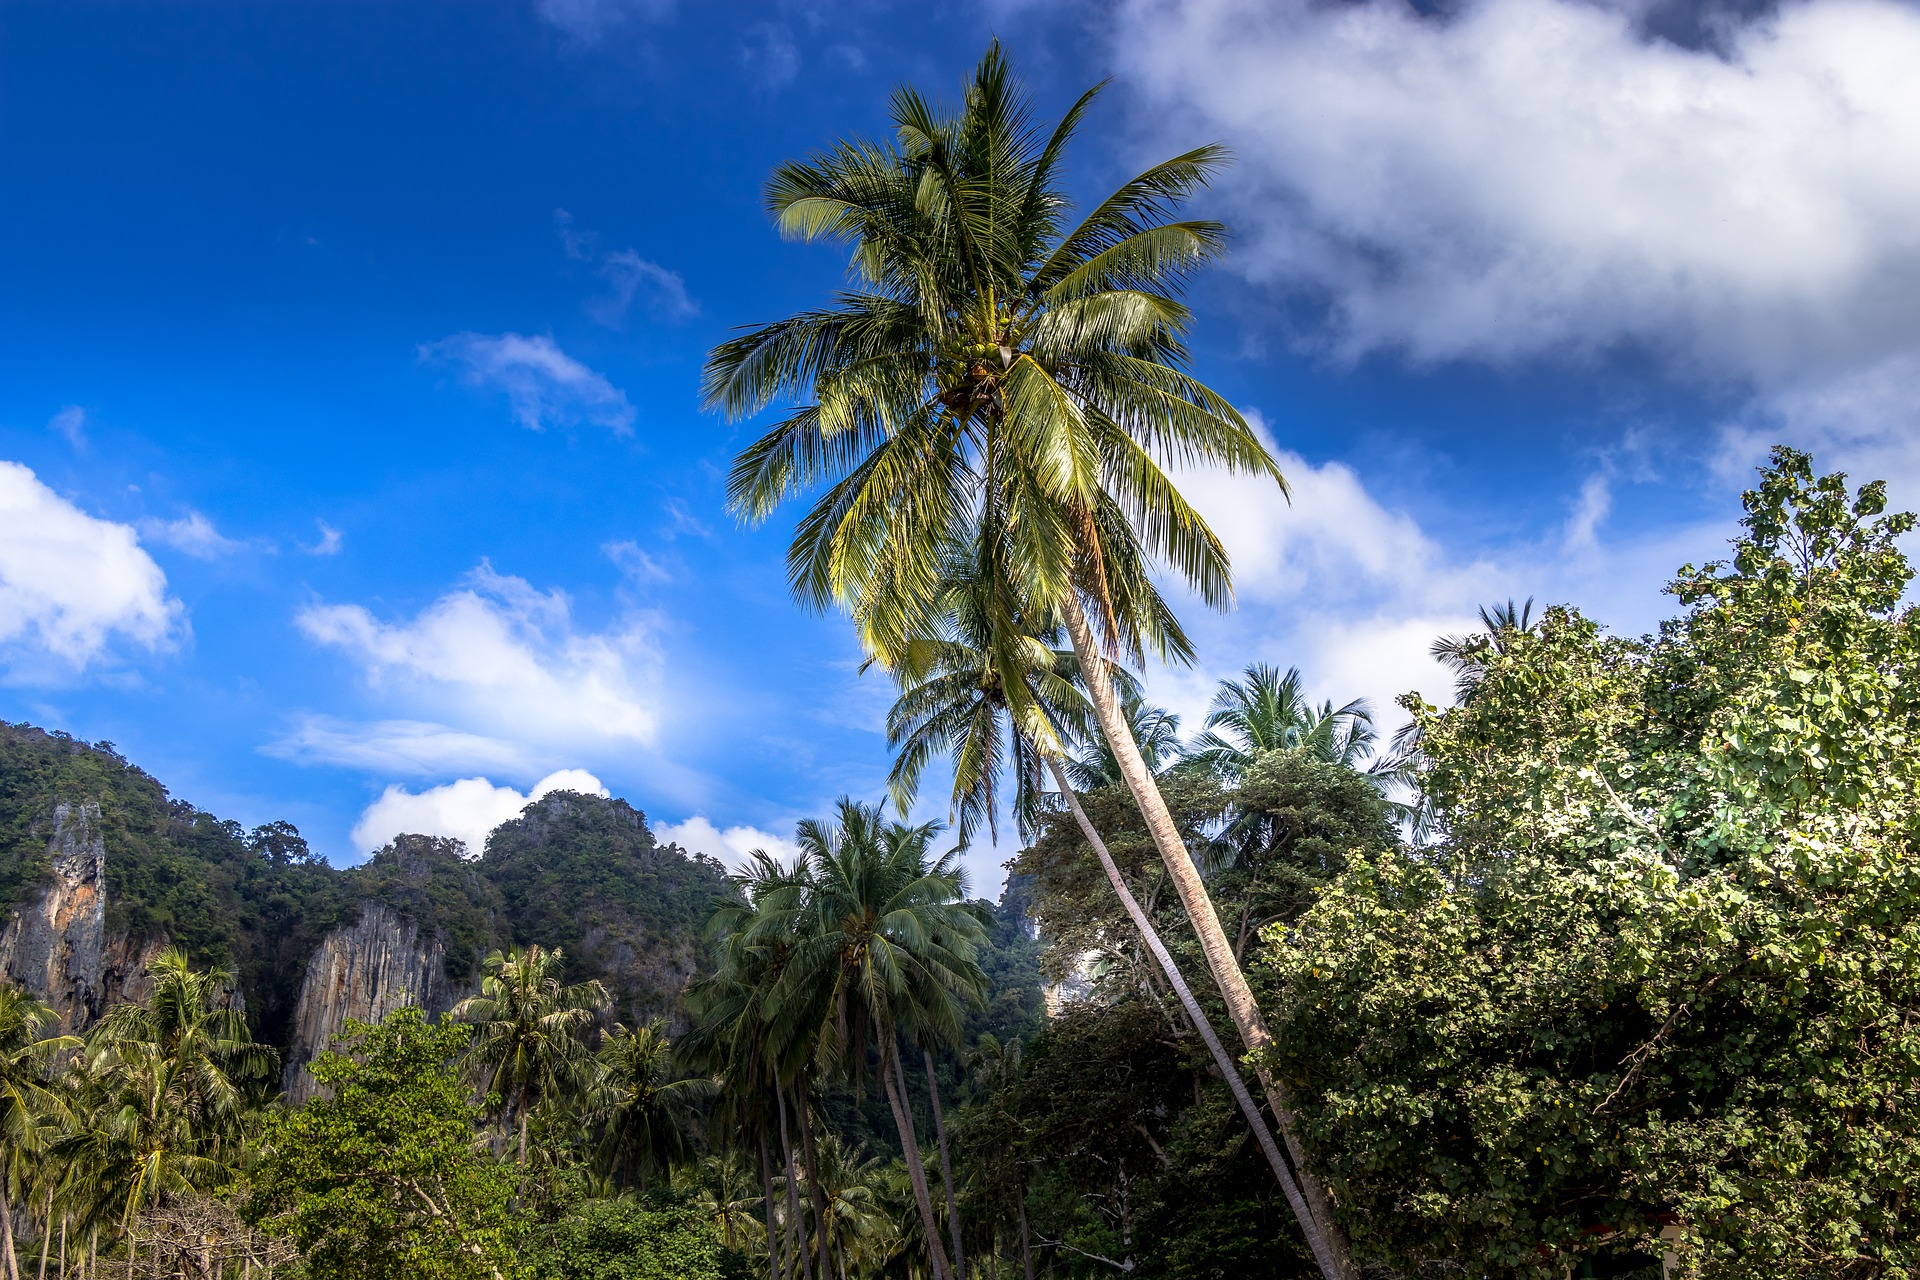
[
  {"xmin": 1015, "ymin": 1198, "xmax": 1033, "ymax": 1280},
  {"xmin": 1047, "ymin": 756, "xmax": 1339, "ymax": 1280},
  {"xmin": 881, "ymin": 1041, "xmax": 953, "ymax": 1280},
  {"xmin": 774, "ymin": 1084, "xmax": 813, "ymax": 1280},
  {"xmin": 1059, "ymin": 592, "xmax": 1359, "ymax": 1280},
  {"xmin": 795, "ymin": 1083, "xmax": 832, "ymax": 1280},
  {"xmin": 759, "ymin": 1135, "xmax": 786, "ymax": 1280},
  {"xmin": 35, "ymin": 1197, "xmax": 48, "ymax": 1280},
  {"xmin": 2, "ymin": 1196, "xmax": 19, "ymax": 1280},
  {"xmin": 922, "ymin": 1049, "xmax": 967, "ymax": 1280}
]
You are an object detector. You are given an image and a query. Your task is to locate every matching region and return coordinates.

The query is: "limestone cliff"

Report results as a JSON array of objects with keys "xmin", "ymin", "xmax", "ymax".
[
  {"xmin": 0, "ymin": 802, "xmax": 167, "ymax": 1030},
  {"xmin": 281, "ymin": 901, "xmax": 462, "ymax": 1101}
]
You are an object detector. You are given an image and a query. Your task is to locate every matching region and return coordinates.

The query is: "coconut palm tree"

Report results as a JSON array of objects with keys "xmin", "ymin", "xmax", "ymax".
[
  {"xmin": 0, "ymin": 986, "xmax": 76, "ymax": 1280},
  {"xmin": 1065, "ymin": 694, "xmax": 1182, "ymax": 791},
  {"xmin": 1432, "ymin": 597, "xmax": 1538, "ymax": 702},
  {"xmin": 753, "ymin": 803, "xmax": 987, "ymax": 1280},
  {"xmin": 1183, "ymin": 664, "xmax": 1378, "ymax": 782},
  {"xmin": 454, "ymin": 945, "xmax": 608, "ymax": 1175},
  {"xmin": 702, "ymin": 47, "xmax": 1352, "ymax": 1271},
  {"xmin": 592, "ymin": 1019, "xmax": 710, "ymax": 1193}
]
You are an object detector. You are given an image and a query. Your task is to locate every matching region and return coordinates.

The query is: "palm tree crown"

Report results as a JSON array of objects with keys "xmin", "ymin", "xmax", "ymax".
[{"xmin": 706, "ymin": 42, "xmax": 1283, "ymax": 670}]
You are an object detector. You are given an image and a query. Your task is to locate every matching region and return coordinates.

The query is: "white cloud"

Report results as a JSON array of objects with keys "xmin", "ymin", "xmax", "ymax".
[
  {"xmin": 1116, "ymin": 0, "xmax": 1920, "ymax": 378},
  {"xmin": 139, "ymin": 511, "xmax": 247, "ymax": 559},
  {"xmin": 351, "ymin": 768, "xmax": 609, "ymax": 859},
  {"xmin": 422, "ymin": 332, "xmax": 636, "ymax": 433},
  {"xmin": 655, "ymin": 815, "xmax": 800, "ymax": 872},
  {"xmin": 47, "ymin": 407, "xmax": 87, "ymax": 449},
  {"xmin": 265, "ymin": 716, "xmax": 535, "ymax": 776},
  {"xmin": 0, "ymin": 461, "xmax": 179, "ymax": 674},
  {"xmin": 304, "ymin": 521, "xmax": 343, "ymax": 556},
  {"xmin": 1149, "ymin": 417, "xmax": 1715, "ymax": 737},
  {"xmin": 296, "ymin": 562, "xmax": 660, "ymax": 751},
  {"xmin": 534, "ymin": 0, "xmax": 673, "ymax": 41}
]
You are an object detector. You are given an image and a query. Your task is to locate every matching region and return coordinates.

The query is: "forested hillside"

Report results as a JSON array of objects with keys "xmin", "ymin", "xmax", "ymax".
[{"xmin": 0, "ymin": 721, "xmax": 740, "ymax": 1051}]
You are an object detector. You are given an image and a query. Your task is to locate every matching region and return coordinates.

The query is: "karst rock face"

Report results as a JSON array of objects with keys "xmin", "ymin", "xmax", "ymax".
[
  {"xmin": 281, "ymin": 901, "xmax": 461, "ymax": 1102},
  {"xmin": 0, "ymin": 802, "xmax": 167, "ymax": 1031}
]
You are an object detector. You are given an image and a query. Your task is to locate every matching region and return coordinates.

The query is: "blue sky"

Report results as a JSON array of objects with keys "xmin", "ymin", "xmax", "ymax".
[{"xmin": 5, "ymin": 0, "xmax": 1920, "ymax": 890}]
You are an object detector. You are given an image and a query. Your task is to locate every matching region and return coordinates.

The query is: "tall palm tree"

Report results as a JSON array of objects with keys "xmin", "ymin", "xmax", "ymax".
[
  {"xmin": 702, "ymin": 46, "xmax": 1349, "ymax": 1273},
  {"xmin": 454, "ymin": 945, "xmax": 608, "ymax": 1174},
  {"xmin": 0, "ymin": 987, "xmax": 76, "ymax": 1280},
  {"xmin": 591, "ymin": 1019, "xmax": 710, "ymax": 1193}
]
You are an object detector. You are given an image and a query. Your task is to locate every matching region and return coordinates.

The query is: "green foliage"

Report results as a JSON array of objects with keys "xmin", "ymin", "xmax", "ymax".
[
  {"xmin": 527, "ymin": 1194, "xmax": 742, "ymax": 1280},
  {"xmin": 483, "ymin": 793, "xmax": 732, "ymax": 1023},
  {"xmin": 247, "ymin": 1007, "xmax": 523, "ymax": 1280},
  {"xmin": 1265, "ymin": 448, "xmax": 1920, "ymax": 1278}
]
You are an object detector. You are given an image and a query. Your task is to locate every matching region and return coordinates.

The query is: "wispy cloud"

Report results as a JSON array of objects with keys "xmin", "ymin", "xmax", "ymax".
[
  {"xmin": 139, "ymin": 510, "xmax": 249, "ymax": 559},
  {"xmin": 555, "ymin": 211, "xmax": 697, "ymax": 326},
  {"xmin": 351, "ymin": 768, "xmax": 609, "ymax": 858},
  {"xmin": 0, "ymin": 461, "xmax": 179, "ymax": 678},
  {"xmin": 421, "ymin": 332, "xmax": 636, "ymax": 433},
  {"xmin": 532, "ymin": 0, "xmax": 673, "ymax": 42},
  {"xmin": 603, "ymin": 538, "xmax": 670, "ymax": 583},
  {"xmin": 265, "ymin": 715, "xmax": 536, "ymax": 776},
  {"xmin": 591, "ymin": 250, "xmax": 697, "ymax": 326},
  {"xmin": 303, "ymin": 520, "xmax": 343, "ymax": 556},
  {"xmin": 47, "ymin": 407, "xmax": 87, "ymax": 449},
  {"xmin": 740, "ymin": 23, "xmax": 800, "ymax": 91}
]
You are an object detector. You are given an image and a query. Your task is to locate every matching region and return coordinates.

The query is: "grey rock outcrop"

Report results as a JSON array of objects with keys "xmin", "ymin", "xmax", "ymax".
[
  {"xmin": 281, "ymin": 901, "xmax": 459, "ymax": 1102},
  {"xmin": 0, "ymin": 802, "xmax": 166, "ymax": 1030}
]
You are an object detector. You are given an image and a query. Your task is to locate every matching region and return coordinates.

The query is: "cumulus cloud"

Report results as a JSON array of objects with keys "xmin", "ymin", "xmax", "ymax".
[
  {"xmin": 296, "ymin": 562, "xmax": 660, "ymax": 751},
  {"xmin": 0, "ymin": 461, "xmax": 178, "ymax": 675},
  {"xmin": 139, "ymin": 511, "xmax": 247, "ymax": 559},
  {"xmin": 1115, "ymin": 0, "xmax": 1920, "ymax": 378},
  {"xmin": 1149, "ymin": 417, "xmax": 1717, "ymax": 735},
  {"xmin": 351, "ymin": 768, "xmax": 609, "ymax": 859},
  {"xmin": 422, "ymin": 332, "xmax": 636, "ymax": 433},
  {"xmin": 654, "ymin": 815, "xmax": 800, "ymax": 872}
]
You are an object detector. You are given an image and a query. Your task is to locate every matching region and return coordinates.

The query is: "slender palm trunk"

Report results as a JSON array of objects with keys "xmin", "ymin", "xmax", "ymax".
[
  {"xmin": 1014, "ymin": 1198, "xmax": 1033, "ymax": 1280},
  {"xmin": 774, "ymin": 1084, "xmax": 813, "ymax": 1280},
  {"xmin": 2, "ymin": 1195, "xmax": 19, "ymax": 1280},
  {"xmin": 1046, "ymin": 756, "xmax": 1338, "ymax": 1280},
  {"xmin": 922, "ymin": 1049, "xmax": 967, "ymax": 1280},
  {"xmin": 795, "ymin": 1084, "xmax": 832, "ymax": 1280},
  {"xmin": 759, "ymin": 1135, "xmax": 786, "ymax": 1280},
  {"xmin": 35, "ymin": 1197, "xmax": 48, "ymax": 1280},
  {"xmin": 1059, "ymin": 592, "xmax": 1359, "ymax": 1280},
  {"xmin": 880, "ymin": 1041, "xmax": 952, "ymax": 1280}
]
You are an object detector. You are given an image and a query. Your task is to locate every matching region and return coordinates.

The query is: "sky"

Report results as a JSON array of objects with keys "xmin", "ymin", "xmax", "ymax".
[{"xmin": 4, "ymin": 0, "xmax": 1920, "ymax": 892}]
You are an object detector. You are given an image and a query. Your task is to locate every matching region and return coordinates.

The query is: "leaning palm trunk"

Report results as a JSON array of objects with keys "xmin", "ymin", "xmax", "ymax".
[
  {"xmin": 1059, "ymin": 594, "xmax": 1359, "ymax": 1279},
  {"xmin": 922, "ymin": 1050, "xmax": 967, "ymax": 1280},
  {"xmin": 1046, "ymin": 756, "xmax": 1338, "ymax": 1280},
  {"xmin": 2, "ymin": 1194, "xmax": 18, "ymax": 1280},
  {"xmin": 880, "ymin": 1041, "xmax": 953, "ymax": 1280}
]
